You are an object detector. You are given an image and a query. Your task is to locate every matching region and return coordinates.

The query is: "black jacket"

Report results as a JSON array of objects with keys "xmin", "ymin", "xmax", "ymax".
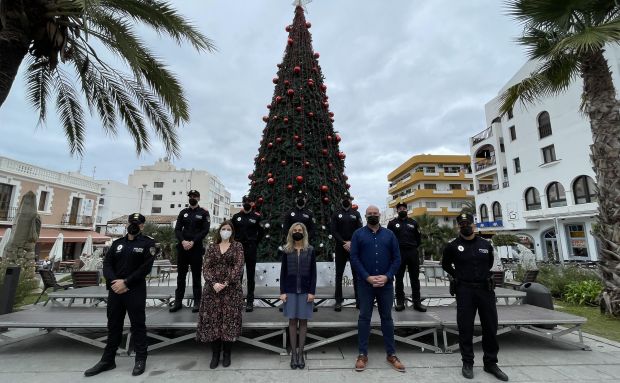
[
  {"xmin": 232, "ymin": 210, "xmax": 264, "ymax": 243},
  {"xmin": 279, "ymin": 246, "xmax": 317, "ymax": 295},
  {"xmin": 387, "ymin": 217, "xmax": 422, "ymax": 249},
  {"xmin": 175, "ymin": 206, "xmax": 210, "ymax": 248},
  {"xmin": 441, "ymin": 236, "xmax": 494, "ymax": 283},
  {"xmin": 282, "ymin": 207, "xmax": 315, "ymax": 241},
  {"xmin": 330, "ymin": 207, "xmax": 363, "ymax": 244},
  {"xmin": 103, "ymin": 234, "xmax": 156, "ymax": 290}
]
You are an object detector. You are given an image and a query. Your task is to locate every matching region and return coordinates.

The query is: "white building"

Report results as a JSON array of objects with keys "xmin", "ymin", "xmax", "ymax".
[
  {"xmin": 470, "ymin": 58, "xmax": 604, "ymax": 262},
  {"xmin": 128, "ymin": 158, "xmax": 232, "ymax": 225},
  {"xmin": 95, "ymin": 180, "xmax": 153, "ymax": 233}
]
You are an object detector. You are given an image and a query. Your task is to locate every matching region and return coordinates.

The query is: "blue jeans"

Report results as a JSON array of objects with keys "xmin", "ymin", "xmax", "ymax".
[{"xmin": 357, "ymin": 280, "xmax": 396, "ymax": 356}]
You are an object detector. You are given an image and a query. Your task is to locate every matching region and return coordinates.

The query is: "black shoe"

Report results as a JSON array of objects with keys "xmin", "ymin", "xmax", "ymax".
[
  {"xmin": 84, "ymin": 361, "xmax": 116, "ymax": 377},
  {"xmin": 462, "ymin": 364, "xmax": 474, "ymax": 379},
  {"xmin": 484, "ymin": 365, "xmax": 509, "ymax": 381},
  {"xmin": 395, "ymin": 300, "xmax": 405, "ymax": 312},
  {"xmin": 132, "ymin": 360, "xmax": 146, "ymax": 376},
  {"xmin": 210, "ymin": 340, "xmax": 221, "ymax": 369},
  {"xmin": 313, "ymin": 306, "xmax": 318, "ymax": 312},
  {"xmin": 169, "ymin": 303, "xmax": 183, "ymax": 313},
  {"xmin": 290, "ymin": 351, "xmax": 298, "ymax": 369},
  {"xmin": 334, "ymin": 302, "xmax": 342, "ymax": 312},
  {"xmin": 192, "ymin": 305, "xmax": 199, "ymax": 313},
  {"xmin": 222, "ymin": 342, "xmax": 231, "ymax": 367},
  {"xmin": 413, "ymin": 302, "xmax": 427, "ymax": 312},
  {"xmin": 297, "ymin": 351, "xmax": 305, "ymax": 369},
  {"xmin": 245, "ymin": 301, "xmax": 254, "ymax": 312}
]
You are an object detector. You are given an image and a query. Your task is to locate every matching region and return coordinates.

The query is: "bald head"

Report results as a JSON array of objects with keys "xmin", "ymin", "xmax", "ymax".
[
  {"xmin": 366, "ymin": 205, "xmax": 380, "ymax": 215},
  {"xmin": 365, "ymin": 205, "xmax": 381, "ymax": 228}
]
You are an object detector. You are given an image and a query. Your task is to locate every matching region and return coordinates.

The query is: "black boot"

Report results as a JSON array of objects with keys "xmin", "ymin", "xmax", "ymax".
[
  {"xmin": 169, "ymin": 296, "xmax": 183, "ymax": 312},
  {"xmin": 334, "ymin": 302, "xmax": 342, "ymax": 312},
  {"xmin": 395, "ymin": 298, "xmax": 405, "ymax": 312},
  {"xmin": 462, "ymin": 363, "xmax": 474, "ymax": 379},
  {"xmin": 297, "ymin": 349, "xmax": 305, "ymax": 369},
  {"xmin": 290, "ymin": 350, "xmax": 297, "ymax": 369},
  {"xmin": 84, "ymin": 360, "xmax": 116, "ymax": 377},
  {"xmin": 413, "ymin": 301, "xmax": 427, "ymax": 312},
  {"xmin": 222, "ymin": 341, "xmax": 232, "ymax": 367},
  {"xmin": 245, "ymin": 297, "xmax": 254, "ymax": 312},
  {"xmin": 132, "ymin": 360, "xmax": 146, "ymax": 376},
  {"xmin": 484, "ymin": 364, "xmax": 509, "ymax": 381},
  {"xmin": 210, "ymin": 340, "xmax": 221, "ymax": 369}
]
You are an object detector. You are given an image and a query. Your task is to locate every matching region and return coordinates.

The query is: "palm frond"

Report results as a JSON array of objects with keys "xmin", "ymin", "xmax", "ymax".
[
  {"xmin": 25, "ymin": 57, "xmax": 53, "ymax": 124},
  {"xmin": 550, "ymin": 19, "xmax": 620, "ymax": 55},
  {"xmin": 53, "ymin": 68, "xmax": 86, "ymax": 155}
]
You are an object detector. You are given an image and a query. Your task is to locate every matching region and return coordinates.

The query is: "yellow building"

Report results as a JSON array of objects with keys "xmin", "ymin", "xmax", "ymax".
[{"xmin": 387, "ymin": 154, "xmax": 475, "ymax": 226}]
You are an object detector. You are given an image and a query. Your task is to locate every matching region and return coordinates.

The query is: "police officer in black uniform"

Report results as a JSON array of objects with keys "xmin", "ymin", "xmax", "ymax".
[
  {"xmin": 388, "ymin": 202, "xmax": 425, "ymax": 312},
  {"xmin": 232, "ymin": 196, "xmax": 264, "ymax": 312},
  {"xmin": 170, "ymin": 190, "xmax": 210, "ymax": 313},
  {"xmin": 282, "ymin": 192, "xmax": 315, "ymax": 244},
  {"xmin": 330, "ymin": 193, "xmax": 362, "ymax": 311},
  {"xmin": 441, "ymin": 213, "xmax": 508, "ymax": 381},
  {"xmin": 85, "ymin": 213, "xmax": 155, "ymax": 377}
]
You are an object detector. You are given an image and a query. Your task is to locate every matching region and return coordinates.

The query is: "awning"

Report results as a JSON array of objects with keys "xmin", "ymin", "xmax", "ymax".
[{"xmin": 0, "ymin": 227, "xmax": 110, "ymax": 244}]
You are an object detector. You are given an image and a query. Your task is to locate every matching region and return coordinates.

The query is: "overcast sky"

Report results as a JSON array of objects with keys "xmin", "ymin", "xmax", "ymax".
[{"xmin": 0, "ymin": 0, "xmax": 528, "ymax": 212}]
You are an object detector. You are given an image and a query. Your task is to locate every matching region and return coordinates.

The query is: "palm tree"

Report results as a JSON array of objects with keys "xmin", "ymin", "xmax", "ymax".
[
  {"xmin": 415, "ymin": 214, "xmax": 457, "ymax": 261},
  {"xmin": 0, "ymin": 0, "xmax": 214, "ymax": 156},
  {"xmin": 500, "ymin": 0, "xmax": 620, "ymax": 315},
  {"xmin": 461, "ymin": 201, "xmax": 476, "ymax": 217}
]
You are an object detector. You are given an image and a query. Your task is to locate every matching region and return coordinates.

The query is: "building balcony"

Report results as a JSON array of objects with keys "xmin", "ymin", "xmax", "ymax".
[
  {"xmin": 0, "ymin": 207, "xmax": 17, "ymax": 223},
  {"xmin": 411, "ymin": 206, "xmax": 465, "ymax": 217},
  {"xmin": 522, "ymin": 202, "xmax": 599, "ymax": 221},
  {"xmin": 390, "ymin": 189, "xmax": 475, "ymax": 208},
  {"xmin": 474, "ymin": 157, "xmax": 496, "ymax": 172},
  {"xmin": 477, "ymin": 220, "xmax": 504, "ymax": 228},
  {"xmin": 477, "ymin": 184, "xmax": 499, "ymax": 194},
  {"xmin": 388, "ymin": 171, "xmax": 473, "ymax": 195},
  {"xmin": 61, "ymin": 214, "xmax": 94, "ymax": 228},
  {"xmin": 503, "ymin": 180, "xmax": 510, "ymax": 188},
  {"xmin": 470, "ymin": 126, "xmax": 493, "ymax": 146}
]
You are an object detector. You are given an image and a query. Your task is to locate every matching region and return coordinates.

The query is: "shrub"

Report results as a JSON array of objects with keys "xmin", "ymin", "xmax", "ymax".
[
  {"xmin": 536, "ymin": 264, "xmax": 600, "ymax": 299},
  {"xmin": 492, "ymin": 234, "xmax": 519, "ymax": 247},
  {"xmin": 564, "ymin": 280, "xmax": 603, "ymax": 306}
]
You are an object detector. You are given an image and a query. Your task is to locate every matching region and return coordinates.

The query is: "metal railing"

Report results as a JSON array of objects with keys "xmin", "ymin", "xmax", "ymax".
[
  {"xmin": 0, "ymin": 207, "xmax": 17, "ymax": 221},
  {"xmin": 61, "ymin": 214, "xmax": 94, "ymax": 227},
  {"xmin": 538, "ymin": 123, "xmax": 552, "ymax": 138},
  {"xmin": 471, "ymin": 126, "xmax": 493, "ymax": 145},
  {"xmin": 503, "ymin": 180, "xmax": 510, "ymax": 188},
  {"xmin": 478, "ymin": 184, "xmax": 499, "ymax": 194},
  {"xmin": 475, "ymin": 157, "xmax": 496, "ymax": 172}
]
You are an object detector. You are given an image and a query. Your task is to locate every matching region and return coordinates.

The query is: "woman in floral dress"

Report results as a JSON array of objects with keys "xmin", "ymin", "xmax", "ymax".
[{"xmin": 196, "ymin": 221, "xmax": 244, "ymax": 369}]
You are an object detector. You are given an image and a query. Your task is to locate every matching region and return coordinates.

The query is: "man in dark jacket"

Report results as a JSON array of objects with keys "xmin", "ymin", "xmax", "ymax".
[
  {"xmin": 282, "ymin": 191, "xmax": 315, "ymax": 244},
  {"xmin": 84, "ymin": 213, "xmax": 155, "ymax": 377},
  {"xmin": 170, "ymin": 190, "xmax": 210, "ymax": 313}
]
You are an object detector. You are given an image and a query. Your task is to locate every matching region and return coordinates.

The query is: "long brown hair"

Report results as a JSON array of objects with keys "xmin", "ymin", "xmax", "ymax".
[
  {"xmin": 213, "ymin": 220, "xmax": 235, "ymax": 244},
  {"xmin": 283, "ymin": 222, "xmax": 309, "ymax": 252}
]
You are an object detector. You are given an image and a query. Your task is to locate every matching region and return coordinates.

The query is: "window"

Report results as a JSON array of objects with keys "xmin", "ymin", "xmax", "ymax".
[
  {"xmin": 449, "ymin": 184, "xmax": 462, "ymax": 190},
  {"xmin": 425, "ymin": 167, "xmax": 436, "ymax": 173},
  {"xmin": 173, "ymin": 179, "xmax": 176, "ymax": 183},
  {"xmin": 566, "ymin": 224, "xmax": 589, "ymax": 257},
  {"xmin": 470, "ymin": 184, "xmax": 474, "ymax": 190},
  {"xmin": 507, "ymin": 108, "xmax": 514, "ymax": 119},
  {"xmin": 99, "ymin": 197, "xmax": 105, "ymax": 205},
  {"xmin": 492, "ymin": 202, "xmax": 502, "ymax": 221},
  {"xmin": 170, "ymin": 204, "xmax": 175, "ymax": 208},
  {"xmin": 573, "ymin": 175, "xmax": 597, "ymax": 204},
  {"xmin": 425, "ymin": 202, "xmax": 437, "ymax": 208},
  {"xmin": 513, "ymin": 158, "xmax": 521, "ymax": 173},
  {"xmin": 525, "ymin": 187, "xmax": 542, "ymax": 210},
  {"xmin": 509, "ymin": 126, "xmax": 516, "ymax": 141},
  {"xmin": 424, "ymin": 184, "xmax": 437, "ymax": 190},
  {"xmin": 38, "ymin": 191, "xmax": 49, "ymax": 211},
  {"xmin": 500, "ymin": 143, "xmax": 505, "ymax": 152},
  {"xmin": 480, "ymin": 204, "xmax": 489, "ymax": 222},
  {"xmin": 546, "ymin": 182, "xmax": 567, "ymax": 208},
  {"xmin": 538, "ymin": 111, "xmax": 552, "ymax": 138},
  {"xmin": 153, "ymin": 182, "xmax": 164, "ymax": 188},
  {"xmin": 185, "ymin": 204, "xmax": 189, "ymax": 207},
  {"xmin": 153, "ymin": 194, "xmax": 163, "ymax": 201},
  {"xmin": 151, "ymin": 207, "xmax": 161, "ymax": 214},
  {"xmin": 172, "ymin": 191, "xmax": 176, "ymax": 195},
  {"xmin": 542, "ymin": 144, "xmax": 556, "ymax": 163},
  {"xmin": 502, "ymin": 167, "xmax": 508, "ymax": 178},
  {"xmin": 178, "ymin": 204, "xmax": 182, "ymax": 207}
]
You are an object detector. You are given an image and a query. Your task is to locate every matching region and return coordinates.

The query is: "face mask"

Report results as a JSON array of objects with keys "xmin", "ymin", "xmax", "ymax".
[
  {"xmin": 398, "ymin": 211, "xmax": 407, "ymax": 219},
  {"xmin": 243, "ymin": 203, "xmax": 252, "ymax": 211},
  {"xmin": 127, "ymin": 223, "xmax": 141, "ymax": 235},
  {"xmin": 292, "ymin": 232, "xmax": 304, "ymax": 241},
  {"xmin": 460, "ymin": 226, "xmax": 474, "ymax": 237},
  {"xmin": 342, "ymin": 200, "xmax": 351, "ymax": 208},
  {"xmin": 366, "ymin": 216, "xmax": 379, "ymax": 225},
  {"xmin": 220, "ymin": 230, "xmax": 232, "ymax": 240},
  {"xmin": 296, "ymin": 199, "xmax": 305, "ymax": 207},
  {"xmin": 189, "ymin": 198, "xmax": 198, "ymax": 206}
]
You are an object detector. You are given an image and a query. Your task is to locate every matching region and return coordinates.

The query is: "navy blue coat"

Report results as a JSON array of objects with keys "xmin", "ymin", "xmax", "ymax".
[{"xmin": 279, "ymin": 246, "xmax": 317, "ymax": 295}]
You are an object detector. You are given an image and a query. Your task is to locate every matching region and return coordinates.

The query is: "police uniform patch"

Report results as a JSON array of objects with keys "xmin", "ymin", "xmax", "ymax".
[
  {"xmin": 338, "ymin": 214, "xmax": 343, "ymax": 218},
  {"xmin": 133, "ymin": 248, "xmax": 144, "ymax": 253},
  {"xmin": 237, "ymin": 217, "xmax": 242, "ymax": 221},
  {"xmin": 458, "ymin": 245, "xmax": 465, "ymax": 252},
  {"xmin": 249, "ymin": 219, "xmax": 256, "ymax": 223},
  {"xmin": 395, "ymin": 223, "xmax": 400, "ymax": 228},
  {"xmin": 116, "ymin": 244, "xmax": 123, "ymax": 252},
  {"xmin": 303, "ymin": 214, "xmax": 309, "ymax": 218},
  {"xmin": 183, "ymin": 213, "xmax": 188, "ymax": 218},
  {"xmin": 350, "ymin": 215, "xmax": 357, "ymax": 219},
  {"xmin": 196, "ymin": 215, "xmax": 202, "ymax": 219},
  {"xmin": 407, "ymin": 224, "xmax": 415, "ymax": 228},
  {"xmin": 150, "ymin": 247, "xmax": 157, "ymax": 256},
  {"xmin": 291, "ymin": 212, "xmax": 296, "ymax": 217}
]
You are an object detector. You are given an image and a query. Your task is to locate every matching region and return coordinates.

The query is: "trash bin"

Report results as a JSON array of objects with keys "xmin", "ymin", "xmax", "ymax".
[
  {"xmin": 519, "ymin": 282, "xmax": 554, "ymax": 309},
  {"xmin": 519, "ymin": 282, "xmax": 554, "ymax": 329},
  {"xmin": 0, "ymin": 266, "xmax": 21, "ymax": 315}
]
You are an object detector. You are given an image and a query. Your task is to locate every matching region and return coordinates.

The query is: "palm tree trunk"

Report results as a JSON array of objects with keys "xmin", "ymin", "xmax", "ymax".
[
  {"xmin": 582, "ymin": 49, "xmax": 620, "ymax": 316},
  {"xmin": 0, "ymin": 25, "xmax": 30, "ymax": 107}
]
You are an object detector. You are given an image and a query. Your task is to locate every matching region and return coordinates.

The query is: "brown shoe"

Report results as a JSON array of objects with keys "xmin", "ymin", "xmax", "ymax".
[
  {"xmin": 386, "ymin": 355, "xmax": 405, "ymax": 372},
  {"xmin": 355, "ymin": 354, "xmax": 368, "ymax": 372}
]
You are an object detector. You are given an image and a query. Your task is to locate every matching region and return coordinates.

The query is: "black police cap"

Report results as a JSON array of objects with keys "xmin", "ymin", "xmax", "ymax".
[
  {"xmin": 187, "ymin": 190, "xmax": 200, "ymax": 197},
  {"xmin": 242, "ymin": 195, "xmax": 253, "ymax": 203},
  {"xmin": 395, "ymin": 201, "xmax": 407, "ymax": 209},
  {"xmin": 128, "ymin": 213, "xmax": 146, "ymax": 224},
  {"xmin": 456, "ymin": 212, "xmax": 474, "ymax": 224}
]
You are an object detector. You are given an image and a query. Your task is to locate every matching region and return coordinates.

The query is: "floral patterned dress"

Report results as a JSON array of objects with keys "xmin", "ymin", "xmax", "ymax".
[{"xmin": 196, "ymin": 241, "xmax": 244, "ymax": 342}]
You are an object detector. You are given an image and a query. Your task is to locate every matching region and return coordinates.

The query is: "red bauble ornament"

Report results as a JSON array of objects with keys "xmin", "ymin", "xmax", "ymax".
[
  {"xmin": 314, "ymin": 52, "xmax": 320, "ymax": 58},
  {"xmin": 287, "ymin": 184, "xmax": 293, "ymax": 191},
  {"xmin": 321, "ymin": 148, "xmax": 328, "ymax": 156},
  {"xmin": 328, "ymin": 162, "xmax": 334, "ymax": 168},
  {"xmin": 306, "ymin": 22, "xmax": 312, "ymax": 28},
  {"xmin": 275, "ymin": 96, "xmax": 283, "ymax": 103},
  {"xmin": 267, "ymin": 172, "xmax": 273, "ymax": 177},
  {"xmin": 272, "ymin": 77, "xmax": 279, "ymax": 84},
  {"xmin": 320, "ymin": 185, "xmax": 329, "ymax": 192},
  {"xmin": 287, "ymin": 89, "xmax": 294, "ymax": 96},
  {"xmin": 336, "ymin": 134, "xmax": 341, "ymax": 142},
  {"xmin": 272, "ymin": 115, "xmax": 278, "ymax": 121},
  {"xmin": 296, "ymin": 175, "xmax": 304, "ymax": 184},
  {"xmin": 296, "ymin": 142, "xmax": 303, "ymax": 150},
  {"xmin": 248, "ymin": 173, "xmax": 253, "ymax": 180},
  {"xmin": 283, "ymin": 117, "xmax": 289, "ymax": 124},
  {"xmin": 285, "ymin": 25, "xmax": 292, "ymax": 32},
  {"xmin": 262, "ymin": 116, "xmax": 269, "ymax": 122},
  {"xmin": 330, "ymin": 118, "xmax": 335, "ymax": 122},
  {"xmin": 251, "ymin": 181, "xmax": 256, "ymax": 185},
  {"xmin": 307, "ymin": 79, "xmax": 315, "ymax": 86},
  {"xmin": 257, "ymin": 197, "xmax": 264, "ymax": 204},
  {"xmin": 346, "ymin": 183, "xmax": 351, "ymax": 189},
  {"xmin": 260, "ymin": 157, "xmax": 266, "ymax": 163},
  {"xmin": 267, "ymin": 105, "xmax": 271, "ymax": 109},
  {"xmin": 312, "ymin": 66, "xmax": 318, "ymax": 72},
  {"xmin": 295, "ymin": 106, "xmax": 303, "ymax": 113},
  {"xmin": 293, "ymin": 135, "xmax": 301, "ymax": 141},
  {"xmin": 308, "ymin": 112, "xmax": 314, "ymax": 118},
  {"xmin": 293, "ymin": 66, "xmax": 301, "ymax": 74},
  {"xmin": 338, "ymin": 152, "xmax": 346, "ymax": 159},
  {"xmin": 276, "ymin": 137, "xmax": 282, "ymax": 143},
  {"xmin": 323, "ymin": 102, "xmax": 329, "ymax": 109},
  {"xmin": 322, "ymin": 197, "xmax": 330, "ymax": 204},
  {"xmin": 268, "ymin": 142, "xmax": 273, "ymax": 148},
  {"xmin": 352, "ymin": 204, "xmax": 359, "ymax": 210},
  {"xmin": 280, "ymin": 160, "xmax": 287, "ymax": 166},
  {"xmin": 267, "ymin": 177, "xmax": 275, "ymax": 185},
  {"xmin": 327, "ymin": 135, "xmax": 332, "ymax": 141},
  {"xmin": 320, "ymin": 84, "xmax": 327, "ymax": 92},
  {"xmin": 284, "ymin": 80, "xmax": 290, "ymax": 86},
  {"xmin": 287, "ymin": 38, "xmax": 294, "ymax": 45},
  {"xmin": 304, "ymin": 161, "xmax": 310, "ymax": 167}
]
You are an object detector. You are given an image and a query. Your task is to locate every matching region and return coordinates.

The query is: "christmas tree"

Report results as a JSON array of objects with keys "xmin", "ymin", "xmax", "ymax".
[{"xmin": 248, "ymin": 3, "xmax": 354, "ymax": 261}]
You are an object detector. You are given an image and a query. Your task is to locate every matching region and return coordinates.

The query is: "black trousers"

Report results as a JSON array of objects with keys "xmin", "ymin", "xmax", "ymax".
[
  {"xmin": 334, "ymin": 243, "xmax": 358, "ymax": 304},
  {"xmin": 175, "ymin": 245, "xmax": 203, "ymax": 305},
  {"xmin": 395, "ymin": 246, "xmax": 421, "ymax": 302},
  {"xmin": 241, "ymin": 241, "xmax": 257, "ymax": 299},
  {"xmin": 102, "ymin": 287, "xmax": 147, "ymax": 362},
  {"xmin": 456, "ymin": 285, "xmax": 499, "ymax": 366}
]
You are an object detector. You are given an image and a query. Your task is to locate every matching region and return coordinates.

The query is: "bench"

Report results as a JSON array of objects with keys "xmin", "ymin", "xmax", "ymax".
[
  {"xmin": 505, "ymin": 269, "xmax": 539, "ymax": 290},
  {"xmin": 35, "ymin": 270, "xmax": 73, "ymax": 305}
]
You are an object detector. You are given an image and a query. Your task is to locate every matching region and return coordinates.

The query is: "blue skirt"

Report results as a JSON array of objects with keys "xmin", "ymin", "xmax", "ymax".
[{"xmin": 282, "ymin": 293, "xmax": 314, "ymax": 320}]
